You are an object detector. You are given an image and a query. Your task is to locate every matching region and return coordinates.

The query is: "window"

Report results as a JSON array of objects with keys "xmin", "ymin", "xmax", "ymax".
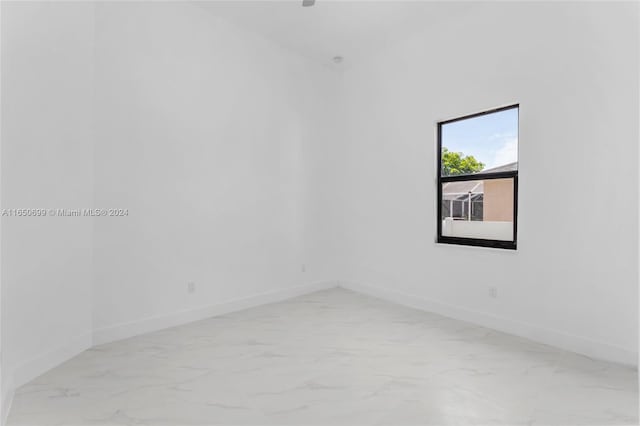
[{"xmin": 437, "ymin": 105, "xmax": 518, "ymax": 250}]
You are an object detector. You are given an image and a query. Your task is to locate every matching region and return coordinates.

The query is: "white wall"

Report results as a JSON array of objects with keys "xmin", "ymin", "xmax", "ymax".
[
  {"xmin": 91, "ymin": 2, "xmax": 335, "ymax": 342},
  {"xmin": 0, "ymin": 1, "xmax": 339, "ymax": 419},
  {"xmin": 330, "ymin": 2, "xmax": 639, "ymax": 365},
  {"xmin": 1, "ymin": 1, "xmax": 95, "ymax": 418}
]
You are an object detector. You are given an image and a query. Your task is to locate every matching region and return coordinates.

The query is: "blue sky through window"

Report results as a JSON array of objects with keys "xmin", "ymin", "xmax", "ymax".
[{"xmin": 441, "ymin": 107, "xmax": 518, "ymax": 171}]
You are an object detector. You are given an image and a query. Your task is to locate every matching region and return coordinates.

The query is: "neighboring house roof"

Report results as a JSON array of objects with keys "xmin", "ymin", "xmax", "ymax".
[
  {"xmin": 442, "ymin": 162, "xmax": 517, "ymax": 201},
  {"xmin": 477, "ymin": 162, "xmax": 518, "ymax": 174}
]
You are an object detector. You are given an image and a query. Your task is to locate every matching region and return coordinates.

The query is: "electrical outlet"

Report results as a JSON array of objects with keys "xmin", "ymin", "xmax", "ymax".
[
  {"xmin": 187, "ymin": 282, "xmax": 196, "ymax": 294},
  {"xmin": 489, "ymin": 287, "xmax": 498, "ymax": 298}
]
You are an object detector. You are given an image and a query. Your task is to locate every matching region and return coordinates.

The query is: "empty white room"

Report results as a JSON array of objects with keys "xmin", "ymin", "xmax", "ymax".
[{"xmin": 1, "ymin": 1, "xmax": 638, "ymax": 425}]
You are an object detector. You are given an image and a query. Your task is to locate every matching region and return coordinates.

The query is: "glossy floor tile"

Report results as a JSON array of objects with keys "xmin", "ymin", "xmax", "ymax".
[{"xmin": 7, "ymin": 288, "xmax": 638, "ymax": 425}]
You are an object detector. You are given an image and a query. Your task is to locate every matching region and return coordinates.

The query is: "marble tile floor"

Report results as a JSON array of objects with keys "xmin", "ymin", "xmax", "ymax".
[{"xmin": 7, "ymin": 288, "xmax": 638, "ymax": 426}]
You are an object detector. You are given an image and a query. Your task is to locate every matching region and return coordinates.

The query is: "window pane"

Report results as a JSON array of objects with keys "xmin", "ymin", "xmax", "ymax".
[
  {"xmin": 441, "ymin": 178, "xmax": 514, "ymax": 241},
  {"xmin": 441, "ymin": 107, "xmax": 518, "ymax": 177}
]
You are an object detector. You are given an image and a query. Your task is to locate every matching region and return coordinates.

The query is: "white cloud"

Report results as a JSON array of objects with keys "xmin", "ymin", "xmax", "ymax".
[
  {"xmin": 487, "ymin": 137, "xmax": 518, "ymax": 169},
  {"xmin": 489, "ymin": 132, "xmax": 513, "ymax": 141}
]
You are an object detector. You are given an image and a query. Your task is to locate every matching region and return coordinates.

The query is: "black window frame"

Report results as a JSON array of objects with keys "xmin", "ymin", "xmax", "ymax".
[{"xmin": 437, "ymin": 104, "xmax": 519, "ymax": 250}]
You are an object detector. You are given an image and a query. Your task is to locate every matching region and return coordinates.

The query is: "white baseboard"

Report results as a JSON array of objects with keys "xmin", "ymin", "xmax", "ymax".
[
  {"xmin": 2, "ymin": 331, "xmax": 92, "ymax": 425},
  {"xmin": 2, "ymin": 378, "xmax": 14, "ymax": 426},
  {"xmin": 92, "ymin": 281, "xmax": 338, "ymax": 346},
  {"xmin": 10, "ymin": 332, "xmax": 93, "ymax": 388},
  {"xmin": 339, "ymin": 280, "xmax": 637, "ymax": 367}
]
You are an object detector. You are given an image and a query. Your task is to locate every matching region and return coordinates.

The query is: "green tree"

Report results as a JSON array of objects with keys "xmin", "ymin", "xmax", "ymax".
[{"xmin": 441, "ymin": 148, "xmax": 485, "ymax": 176}]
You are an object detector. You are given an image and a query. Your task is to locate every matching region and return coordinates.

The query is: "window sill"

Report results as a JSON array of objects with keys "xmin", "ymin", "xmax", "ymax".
[{"xmin": 437, "ymin": 236, "xmax": 517, "ymax": 251}]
